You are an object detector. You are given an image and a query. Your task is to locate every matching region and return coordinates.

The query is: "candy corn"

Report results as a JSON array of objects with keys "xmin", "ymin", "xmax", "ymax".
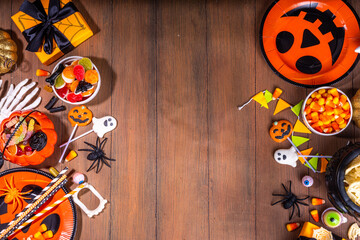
[
  {"xmin": 43, "ymin": 230, "xmax": 54, "ymax": 239},
  {"xmin": 38, "ymin": 224, "xmax": 47, "ymax": 232},
  {"xmin": 34, "ymin": 232, "xmax": 45, "ymax": 240},
  {"xmin": 272, "ymin": 88, "xmax": 283, "ymax": 100},
  {"xmin": 310, "ymin": 209, "xmax": 319, "ymax": 222},
  {"xmin": 312, "ymin": 197, "xmax": 325, "ymax": 206},
  {"xmin": 286, "ymin": 223, "xmax": 300, "ymax": 232},
  {"xmin": 65, "ymin": 150, "xmax": 78, "ymax": 162},
  {"xmin": 304, "ymin": 88, "xmax": 351, "ymax": 134},
  {"xmin": 36, "ymin": 69, "xmax": 50, "ymax": 77}
]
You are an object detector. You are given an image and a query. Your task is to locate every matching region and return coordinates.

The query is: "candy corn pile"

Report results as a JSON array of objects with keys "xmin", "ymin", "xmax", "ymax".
[{"xmin": 304, "ymin": 88, "xmax": 351, "ymax": 134}]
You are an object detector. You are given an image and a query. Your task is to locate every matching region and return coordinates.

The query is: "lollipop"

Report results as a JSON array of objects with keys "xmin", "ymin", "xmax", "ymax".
[
  {"xmin": 59, "ymin": 106, "xmax": 93, "ymax": 163},
  {"xmin": 59, "ymin": 115, "xmax": 117, "ymax": 148}
]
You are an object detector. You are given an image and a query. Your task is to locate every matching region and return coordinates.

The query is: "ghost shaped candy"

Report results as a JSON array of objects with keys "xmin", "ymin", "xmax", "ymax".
[
  {"xmin": 274, "ymin": 146, "xmax": 298, "ymax": 168},
  {"xmin": 92, "ymin": 116, "xmax": 117, "ymax": 138}
]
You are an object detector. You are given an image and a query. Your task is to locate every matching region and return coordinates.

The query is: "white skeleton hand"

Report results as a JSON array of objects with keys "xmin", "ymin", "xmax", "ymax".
[{"xmin": 0, "ymin": 79, "xmax": 41, "ymax": 123}]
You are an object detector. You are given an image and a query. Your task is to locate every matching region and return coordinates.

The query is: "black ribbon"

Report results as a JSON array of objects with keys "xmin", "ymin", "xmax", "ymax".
[{"xmin": 19, "ymin": 0, "xmax": 78, "ymax": 55}]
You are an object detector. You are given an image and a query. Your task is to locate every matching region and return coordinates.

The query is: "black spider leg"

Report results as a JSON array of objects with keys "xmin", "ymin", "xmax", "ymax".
[
  {"xmin": 297, "ymin": 196, "xmax": 310, "ymax": 201},
  {"xmin": 271, "ymin": 198, "xmax": 287, "ymax": 206},
  {"xmin": 96, "ymin": 158, "xmax": 104, "ymax": 173},
  {"xmin": 282, "ymin": 183, "xmax": 289, "ymax": 194},
  {"xmin": 87, "ymin": 159, "xmax": 100, "ymax": 172},
  {"xmin": 289, "ymin": 205, "xmax": 295, "ymax": 221},
  {"xmin": 296, "ymin": 201, "xmax": 309, "ymax": 206},
  {"xmin": 100, "ymin": 137, "xmax": 107, "ymax": 149},
  {"xmin": 272, "ymin": 193, "xmax": 288, "ymax": 197},
  {"xmin": 84, "ymin": 141, "xmax": 97, "ymax": 150},
  {"xmin": 101, "ymin": 157, "xmax": 112, "ymax": 168}
]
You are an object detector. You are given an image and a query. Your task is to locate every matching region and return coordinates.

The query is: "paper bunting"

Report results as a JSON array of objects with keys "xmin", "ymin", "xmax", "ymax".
[
  {"xmin": 320, "ymin": 158, "xmax": 329, "ymax": 173},
  {"xmin": 273, "ymin": 98, "xmax": 291, "ymax": 115},
  {"xmin": 293, "ymin": 119, "xmax": 311, "ymax": 134},
  {"xmin": 264, "ymin": 90, "xmax": 273, "ymax": 103},
  {"xmin": 305, "ymin": 154, "xmax": 318, "ymax": 170},
  {"xmin": 291, "ymin": 100, "xmax": 304, "ymax": 117},
  {"xmin": 291, "ymin": 135, "xmax": 309, "ymax": 147},
  {"xmin": 298, "ymin": 147, "xmax": 313, "ymax": 164},
  {"xmin": 252, "ymin": 92, "xmax": 268, "ymax": 109}
]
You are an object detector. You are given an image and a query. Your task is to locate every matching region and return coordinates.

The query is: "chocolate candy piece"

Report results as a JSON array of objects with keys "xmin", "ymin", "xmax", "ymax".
[
  {"xmin": 49, "ymin": 105, "xmax": 66, "ymax": 113},
  {"xmin": 75, "ymin": 80, "xmax": 93, "ymax": 94},
  {"xmin": 44, "ymin": 96, "xmax": 59, "ymax": 110},
  {"xmin": 45, "ymin": 64, "xmax": 65, "ymax": 86}
]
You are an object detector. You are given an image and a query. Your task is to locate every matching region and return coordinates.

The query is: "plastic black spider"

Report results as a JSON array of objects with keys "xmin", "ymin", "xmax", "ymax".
[
  {"xmin": 78, "ymin": 137, "xmax": 115, "ymax": 173},
  {"xmin": 271, "ymin": 181, "xmax": 309, "ymax": 220}
]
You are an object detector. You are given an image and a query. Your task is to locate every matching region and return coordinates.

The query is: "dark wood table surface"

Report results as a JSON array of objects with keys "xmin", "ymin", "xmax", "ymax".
[{"xmin": 2, "ymin": 0, "xmax": 360, "ymax": 239}]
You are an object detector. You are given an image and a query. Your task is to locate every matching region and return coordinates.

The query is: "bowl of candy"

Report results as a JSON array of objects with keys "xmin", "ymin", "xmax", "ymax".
[
  {"xmin": 302, "ymin": 87, "xmax": 352, "ymax": 136},
  {"xmin": 51, "ymin": 56, "xmax": 101, "ymax": 105}
]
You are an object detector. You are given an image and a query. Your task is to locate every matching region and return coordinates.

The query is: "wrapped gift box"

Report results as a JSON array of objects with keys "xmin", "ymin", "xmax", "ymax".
[{"xmin": 12, "ymin": 0, "xmax": 93, "ymax": 65}]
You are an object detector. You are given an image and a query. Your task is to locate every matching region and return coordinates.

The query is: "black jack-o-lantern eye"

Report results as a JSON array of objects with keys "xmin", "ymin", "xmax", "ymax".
[
  {"xmin": 270, "ymin": 120, "xmax": 293, "ymax": 143},
  {"xmin": 261, "ymin": 0, "xmax": 360, "ymax": 87}
]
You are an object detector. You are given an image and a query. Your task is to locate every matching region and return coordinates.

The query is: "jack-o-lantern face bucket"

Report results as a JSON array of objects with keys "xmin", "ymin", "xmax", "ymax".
[
  {"xmin": 0, "ymin": 111, "xmax": 57, "ymax": 166},
  {"xmin": 260, "ymin": 0, "xmax": 360, "ymax": 87},
  {"xmin": 0, "ymin": 168, "xmax": 76, "ymax": 240}
]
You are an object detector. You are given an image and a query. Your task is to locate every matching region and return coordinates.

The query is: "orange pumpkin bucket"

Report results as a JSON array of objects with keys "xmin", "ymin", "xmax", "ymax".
[
  {"xmin": 260, "ymin": 0, "xmax": 360, "ymax": 87},
  {"xmin": 0, "ymin": 168, "xmax": 76, "ymax": 240},
  {"xmin": 0, "ymin": 111, "xmax": 57, "ymax": 166}
]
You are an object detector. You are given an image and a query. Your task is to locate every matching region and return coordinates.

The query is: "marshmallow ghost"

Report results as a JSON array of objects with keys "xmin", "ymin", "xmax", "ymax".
[
  {"xmin": 274, "ymin": 146, "xmax": 298, "ymax": 167},
  {"xmin": 92, "ymin": 116, "xmax": 117, "ymax": 138}
]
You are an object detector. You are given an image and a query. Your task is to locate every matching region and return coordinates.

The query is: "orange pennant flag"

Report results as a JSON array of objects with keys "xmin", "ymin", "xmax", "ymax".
[
  {"xmin": 298, "ymin": 147, "xmax": 313, "ymax": 164},
  {"xmin": 273, "ymin": 98, "xmax": 291, "ymax": 115}
]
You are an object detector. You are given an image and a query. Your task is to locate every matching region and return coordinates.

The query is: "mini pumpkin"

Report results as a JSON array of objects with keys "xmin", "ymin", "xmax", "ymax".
[
  {"xmin": 270, "ymin": 120, "xmax": 293, "ymax": 143},
  {"xmin": 351, "ymin": 89, "xmax": 360, "ymax": 128},
  {"xmin": 68, "ymin": 105, "xmax": 93, "ymax": 127},
  {"xmin": 0, "ymin": 30, "xmax": 17, "ymax": 74},
  {"xmin": 0, "ymin": 111, "xmax": 57, "ymax": 166}
]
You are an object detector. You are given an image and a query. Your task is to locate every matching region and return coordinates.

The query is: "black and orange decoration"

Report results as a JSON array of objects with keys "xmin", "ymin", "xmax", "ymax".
[
  {"xmin": 260, "ymin": 0, "xmax": 360, "ymax": 87},
  {"xmin": 0, "ymin": 168, "xmax": 76, "ymax": 240}
]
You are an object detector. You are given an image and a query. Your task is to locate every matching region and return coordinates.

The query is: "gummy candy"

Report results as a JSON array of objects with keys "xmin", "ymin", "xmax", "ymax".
[
  {"xmin": 74, "ymin": 65, "xmax": 85, "ymax": 80},
  {"xmin": 43, "ymin": 85, "xmax": 53, "ymax": 93},
  {"xmin": 62, "ymin": 66, "xmax": 75, "ymax": 83},
  {"xmin": 54, "ymin": 74, "xmax": 65, "ymax": 89},
  {"xmin": 286, "ymin": 223, "xmax": 300, "ymax": 232},
  {"xmin": 84, "ymin": 70, "xmax": 99, "ymax": 84},
  {"xmin": 82, "ymin": 87, "xmax": 95, "ymax": 97},
  {"xmin": 56, "ymin": 86, "xmax": 69, "ymax": 99},
  {"xmin": 79, "ymin": 57, "xmax": 93, "ymax": 71},
  {"xmin": 70, "ymin": 80, "xmax": 80, "ymax": 92},
  {"xmin": 67, "ymin": 92, "xmax": 83, "ymax": 103}
]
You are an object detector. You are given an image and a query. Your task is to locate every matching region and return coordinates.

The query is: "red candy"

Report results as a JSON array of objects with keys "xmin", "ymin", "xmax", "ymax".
[
  {"xmin": 17, "ymin": 147, "xmax": 24, "ymax": 156},
  {"xmin": 56, "ymin": 87, "xmax": 69, "ymax": 98},
  {"xmin": 73, "ymin": 65, "xmax": 85, "ymax": 81},
  {"xmin": 67, "ymin": 92, "xmax": 83, "ymax": 103}
]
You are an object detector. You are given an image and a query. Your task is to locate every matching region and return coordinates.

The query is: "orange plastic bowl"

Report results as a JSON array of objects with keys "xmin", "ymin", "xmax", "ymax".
[
  {"xmin": 260, "ymin": 0, "xmax": 360, "ymax": 87},
  {"xmin": 0, "ymin": 168, "xmax": 77, "ymax": 240}
]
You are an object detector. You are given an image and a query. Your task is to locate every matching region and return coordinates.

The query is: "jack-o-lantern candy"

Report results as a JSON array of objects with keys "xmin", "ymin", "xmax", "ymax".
[
  {"xmin": 270, "ymin": 120, "xmax": 293, "ymax": 143},
  {"xmin": 68, "ymin": 105, "xmax": 93, "ymax": 127},
  {"xmin": 260, "ymin": 0, "xmax": 360, "ymax": 87}
]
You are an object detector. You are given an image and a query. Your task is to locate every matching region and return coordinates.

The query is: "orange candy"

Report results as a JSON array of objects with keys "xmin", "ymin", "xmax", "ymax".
[
  {"xmin": 305, "ymin": 88, "xmax": 351, "ymax": 134},
  {"xmin": 286, "ymin": 223, "xmax": 300, "ymax": 232},
  {"xmin": 84, "ymin": 70, "xmax": 99, "ymax": 84},
  {"xmin": 312, "ymin": 197, "xmax": 325, "ymax": 206},
  {"xmin": 82, "ymin": 87, "xmax": 95, "ymax": 97},
  {"xmin": 36, "ymin": 69, "xmax": 50, "ymax": 77},
  {"xmin": 310, "ymin": 210, "xmax": 319, "ymax": 222},
  {"xmin": 272, "ymin": 88, "xmax": 283, "ymax": 100},
  {"xmin": 70, "ymin": 80, "xmax": 79, "ymax": 92}
]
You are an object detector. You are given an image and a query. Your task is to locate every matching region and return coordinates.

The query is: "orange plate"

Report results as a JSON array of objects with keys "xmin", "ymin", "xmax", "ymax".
[
  {"xmin": 0, "ymin": 168, "xmax": 76, "ymax": 240},
  {"xmin": 260, "ymin": 0, "xmax": 360, "ymax": 87}
]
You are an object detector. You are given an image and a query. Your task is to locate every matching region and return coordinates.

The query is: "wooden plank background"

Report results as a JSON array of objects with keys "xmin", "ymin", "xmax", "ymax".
[{"xmin": 1, "ymin": 0, "xmax": 360, "ymax": 239}]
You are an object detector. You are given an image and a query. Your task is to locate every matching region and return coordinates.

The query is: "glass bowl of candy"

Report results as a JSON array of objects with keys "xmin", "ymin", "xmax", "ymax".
[
  {"xmin": 51, "ymin": 56, "xmax": 101, "ymax": 105},
  {"xmin": 302, "ymin": 87, "xmax": 352, "ymax": 136}
]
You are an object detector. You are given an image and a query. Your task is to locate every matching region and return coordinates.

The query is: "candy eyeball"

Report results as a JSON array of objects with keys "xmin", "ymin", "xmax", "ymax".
[{"xmin": 302, "ymin": 175, "xmax": 314, "ymax": 187}]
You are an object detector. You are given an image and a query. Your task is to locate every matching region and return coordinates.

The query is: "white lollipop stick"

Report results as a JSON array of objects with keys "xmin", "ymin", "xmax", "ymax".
[
  {"xmin": 287, "ymin": 138, "xmax": 317, "ymax": 173},
  {"xmin": 59, "ymin": 129, "xmax": 94, "ymax": 148},
  {"xmin": 59, "ymin": 116, "xmax": 117, "ymax": 148},
  {"xmin": 59, "ymin": 124, "xmax": 78, "ymax": 163},
  {"xmin": 299, "ymin": 155, "xmax": 332, "ymax": 158}
]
